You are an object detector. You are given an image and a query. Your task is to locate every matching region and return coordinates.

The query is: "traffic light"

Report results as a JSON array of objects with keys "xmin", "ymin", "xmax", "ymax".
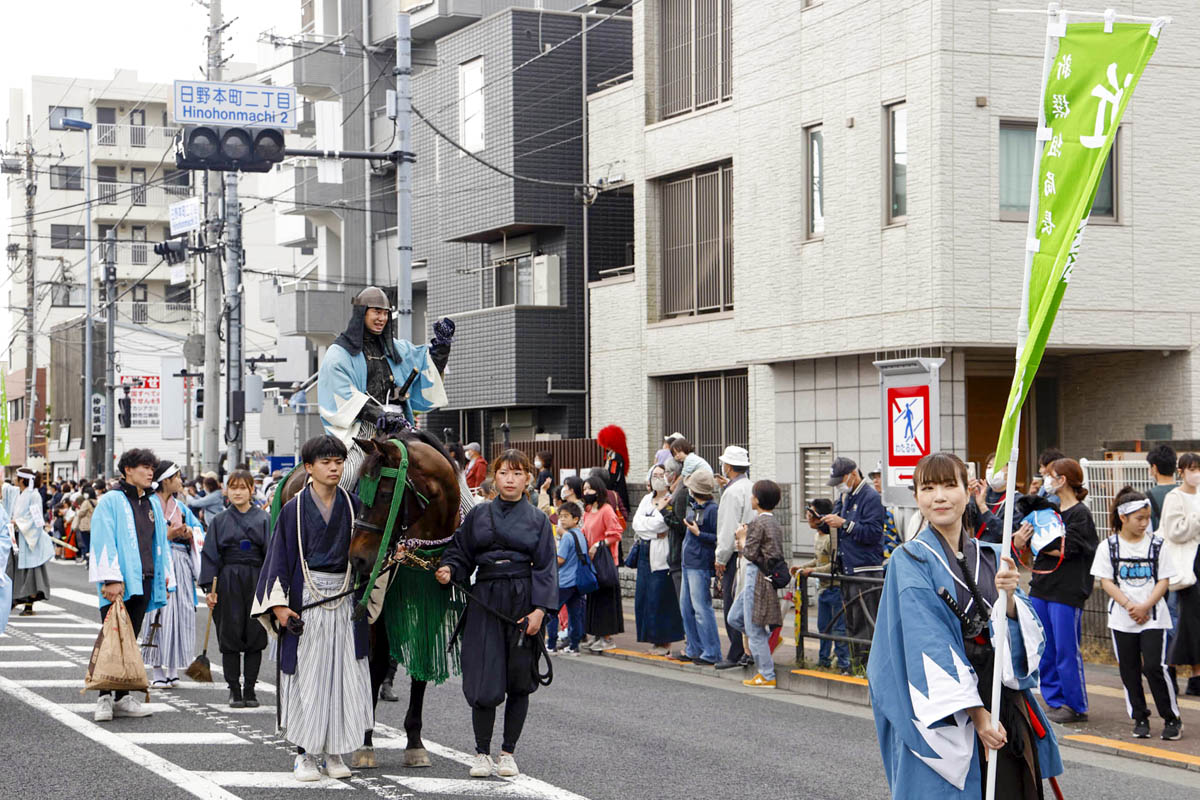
[
  {"xmin": 195, "ymin": 387, "xmax": 204, "ymax": 420},
  {"xmin": 154, "ymin": 237, "xmax": 188, "ymax": 265},
  {"xmin": 118, "ymin": 396, "xmax": 132, "ymax": 428},
  {"xmin": 175, "ymin": 125, "xmax": 286, "ymax": 173}
]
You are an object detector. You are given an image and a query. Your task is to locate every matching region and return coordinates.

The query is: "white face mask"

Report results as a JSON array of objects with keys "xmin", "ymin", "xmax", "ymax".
[
  {"xmin": 559, "ymin": 487, "xmax": 569, "ymax": 500},
  {"xmin": 1185, "ymin": 471, "xmax": 1200, "ymax": 488},
  {"xmin": 651, "ymin": 477, "xmax": 668, "ymax": 493},
  {"xmin": 834, "ymin": 481, "xmax": 850, "ymax": 498},
  {"xmin": 987, "ymin": 469, "xmax": 1008, "ymax": 493},
  {"xmin": 534, "ymin": 459, "xmax": 543, "ymax": 470}
]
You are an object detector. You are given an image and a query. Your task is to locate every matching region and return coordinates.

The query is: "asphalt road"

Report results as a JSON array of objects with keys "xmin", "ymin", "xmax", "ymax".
[{"xmin": 1, "ymin": 560, "xmax": 1196, "ymax": 800}]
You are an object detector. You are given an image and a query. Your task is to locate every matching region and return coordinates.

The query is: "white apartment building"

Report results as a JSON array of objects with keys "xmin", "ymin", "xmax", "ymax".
[
  {"xmin": 4, "ymin": 69, "xmax": 287, "ymax": 478},
  {"xmin": 585, "ymin": 0, "xmax": 1200, "ymax": 540}
]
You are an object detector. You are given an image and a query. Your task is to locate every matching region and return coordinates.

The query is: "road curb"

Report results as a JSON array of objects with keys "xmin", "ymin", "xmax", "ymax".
[{"xmin": 587, "ymin": 648, "xmax": 1199, "ymax": 774}]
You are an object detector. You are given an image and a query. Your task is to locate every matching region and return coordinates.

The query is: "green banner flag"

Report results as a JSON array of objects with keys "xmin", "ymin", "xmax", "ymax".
[
  {"xmin": 993, "ymin": 20, "xmax": 1164, "ymax": 469},
  {"xmin": 0, "ymin": 367, "xmax": 9, "ymax": 465}
]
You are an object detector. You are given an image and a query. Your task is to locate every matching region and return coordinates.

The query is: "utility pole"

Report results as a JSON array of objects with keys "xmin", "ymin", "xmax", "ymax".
[
  {"xmin": 224, "ymin": 172, "xmax": 243, "ymax": 469},
  {"xmin": 202, "ymin": 0, "xmax": 224, "ymax": 472},
  {"xmin": 23, "ymin": 116, "xmax": 37, "ymax": 462},
  {"xmin": 103, "ymin": 232, "xmax": 117, "ymax": 479},
  {"xmin": 394, "ymin": 13, "xmax": 414, "ymax": 342}
]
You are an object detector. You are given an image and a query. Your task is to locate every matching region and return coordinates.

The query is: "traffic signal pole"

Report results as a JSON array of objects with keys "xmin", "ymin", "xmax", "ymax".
[
  {"xmin": 103, "ymin": 232, "xmax": 117, "ymax": 479},
  {"xmin": 224, "ymin": 172, "xmax": 243, "ymax": 469},
  {"xmin": 395, "ymin": 12, "xmax": 414, "ymax": 343},
  {"xmin": 202, "ymin": 0, "xmax": 223, "ymax": 473}
]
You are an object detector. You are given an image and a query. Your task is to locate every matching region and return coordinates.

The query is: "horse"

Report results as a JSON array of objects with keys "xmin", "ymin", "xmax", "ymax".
[{"xmin": 272, "ymin": 427, "xmax": 464, "ymax": 769}]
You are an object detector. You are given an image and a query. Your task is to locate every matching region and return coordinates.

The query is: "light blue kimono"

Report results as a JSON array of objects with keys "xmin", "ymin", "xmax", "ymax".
[
  {"xmin": 13, "ymin": 487, "xmax": 53, "ymax": 569},
  {"xmin": 0, "ymin": 505, "xmax": 12, "ymax": 634},
  {"xmin": 317, "ymin": 337, "xmax": 447, "ymax": 443},
  {"xmin": 88, "ymin": 488, "xmax": 172, "ymax": 611},
  {"xmin": 868, "ymin": 527, "xmax": 1063, "ymax": 798}
]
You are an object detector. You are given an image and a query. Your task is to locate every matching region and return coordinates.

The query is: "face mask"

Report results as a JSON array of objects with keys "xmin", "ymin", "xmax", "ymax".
[
  {"xmin": 651, "ymin": 477, "xmax": 668, "ymax": 493},
  {"xmin": 987, "ymin": 470, "xmax": 1008, "ymax": 493},
  {"xmin": 534, "ymin": 459, "xmax": 543, "ymax": 470},
  {"xmin": 833, "ymin": 482, "xmax": 849, "ymax": 498},
  {"xmin": 583, "ymin": 492, "xmax": 598, "ymax": 503},
  {"xmin": 1186, "ymin": 472, "xmax": 1200, "ymax": 488},
  {"xmin": 559, "ymin": 487, "xmax": 569, "ymax": 500}
]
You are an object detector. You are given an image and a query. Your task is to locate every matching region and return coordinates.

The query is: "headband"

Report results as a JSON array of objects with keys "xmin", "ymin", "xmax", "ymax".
[
  {"xmin": 1117, "ymin": 498, "xmax": 1151, "ymax": 516},
  {"xmin": 151, "ymin": 463, "xmax": 180, "ymax": 492},
  {"xmin": 16, "ymin": 469, "xmax": 35, "ymax": 481}
]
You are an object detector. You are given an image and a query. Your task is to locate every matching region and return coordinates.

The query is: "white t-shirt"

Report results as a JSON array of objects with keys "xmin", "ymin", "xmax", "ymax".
[{"xmin": 1090, "ymin": 534, "xmax": 1175, "ymax": 633}]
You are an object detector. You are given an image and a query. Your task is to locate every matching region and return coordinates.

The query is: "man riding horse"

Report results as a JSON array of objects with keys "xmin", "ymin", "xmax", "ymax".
[{"xmin": 312, "ymin": 286, "xmax": 472, "ymax": 769}]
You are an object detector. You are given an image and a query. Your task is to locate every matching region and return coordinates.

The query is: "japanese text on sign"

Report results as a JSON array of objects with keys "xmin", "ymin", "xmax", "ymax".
[
  {"xmin": 172, "ymin": 80, "xmax": 298, "ymax": 130},
  {"xmin": 118, "ymin": 375, "xmax": 161, "ymax": 428}
]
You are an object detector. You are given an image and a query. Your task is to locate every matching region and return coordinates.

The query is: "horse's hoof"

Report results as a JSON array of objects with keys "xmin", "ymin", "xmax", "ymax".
[
  {"xmin": 351, "ymin": 747, "xmax": 377, "ymax": 769},
  {"xmin": 403, "ymin": 748, "xmax": 431, "ymax": 768}
]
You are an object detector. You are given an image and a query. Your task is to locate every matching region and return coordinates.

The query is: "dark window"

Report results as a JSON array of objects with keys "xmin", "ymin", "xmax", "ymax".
[
  {"xmin": 165, "ymin": 282, "xmax": 191, "ymax": 306},
  {"xmin": 659, "ymin": 0, "xmax": 732, "ymax": 121},
  {"xmin": 661, "ymin": 370, "xmax": 748, "ymax": 468},
  {"xmin": 50, "ymin": 224, "xmax": 85, "ymax": 249},
  {"xmin": 660, "ymin": 162, "xmax": 733, "ymax": 318},
  {"xmin": 163, "ymin": 169, "xmax": 190, "ymax": 199},
  {"xmin": 98, "ymin": 166, "xmax": 118, "ymax": 204},
  {"xmin": 49, "ymin": 165, "xmax": 83, "ymax": 191},
  {"xmin": 48, "ymin": 106, "xmax": 84, "ymax": 130},
  {"xmin": 493, "ymin": 255, "xmax": 533, "ymax": 307}
]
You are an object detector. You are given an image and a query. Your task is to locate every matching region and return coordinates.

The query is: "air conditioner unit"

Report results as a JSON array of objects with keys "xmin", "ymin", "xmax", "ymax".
[{"xmin": 532, "ymin": 254, "xmax": 560, "ymax": 306}]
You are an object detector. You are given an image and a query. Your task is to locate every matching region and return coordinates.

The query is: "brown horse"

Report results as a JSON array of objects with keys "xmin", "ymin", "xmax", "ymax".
[{"xmin": 273, "ymin": 428, "xmax": 463, "ymax": 768}]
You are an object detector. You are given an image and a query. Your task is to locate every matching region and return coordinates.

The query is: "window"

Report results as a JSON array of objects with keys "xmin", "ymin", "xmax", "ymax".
[
  {"xmin": 659, "ymin": 0, "xmax": 732, "ymax": 120},
  {"xmin": 805, "ymin": 125, "xmax": 824, "ymax": 238},
  {"xmin": 494, "ymin": 255, "xmax": 533, "ymax": 307},
  {"xmin": 459, "ymin": 58, "xmax": 485, "ymax": 153},
  {"xmin": 132, "ymin": 283, "xmax": 148, "ymax": 303},
  {"xmin": 131, "ymin": 227, "xmax": 147, "ymax": 266},
  {"xmin": 165, "ymin": 282, "xmax": 191, "ymax": 306},
  {"xmin": 50, "ymin": 224, "xmax": 85, "ymax": 249},
  {"xmin": 49, "ymin": 165, "xmax": 83, "ymax": 191},
  {"xmin": 9, "ymin": 398, "xmax": 24, "ymax": 422},
  {"xmin": 98, "ymin": 166, "xmax": 118, "ymax": 204},
  {"xmin": 886, "ymin": 103, "xmax": 907, "ymax": 223},
  {"xmin": 999, "ymin": 121, "xmax": 1116, "ymax": 221},
  {"xmin": 661, "ymin": 370, "xmax": 748, "ymax": 468},
  {"xmin": 51, "ymin": 283, "xmax": 85, "ymax": 307},
  {"xmin": 163, "ymin": 170, "xmax": 190, "ymax": 199},
  {"xmin": 48, "ymin": 106, "xmax": 83, "ymax": 130},
  {"xmin": 660, "ymin": 163, "xmax": 733, "ymax": 318},
  {"xmin": 131, "ymin": 168, "xmax": 147, "ymax": 206}
]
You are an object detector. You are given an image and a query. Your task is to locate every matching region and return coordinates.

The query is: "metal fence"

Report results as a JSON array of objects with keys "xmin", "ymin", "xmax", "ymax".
[{"xmin": 488, "ymin": 438, "xmax": 602, "ymax": 479}]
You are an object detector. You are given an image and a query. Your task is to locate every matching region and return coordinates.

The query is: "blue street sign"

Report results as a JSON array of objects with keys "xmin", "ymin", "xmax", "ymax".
[{"xmin": 172, "ymin": 80, "xmax": 298, "ymax": 130}]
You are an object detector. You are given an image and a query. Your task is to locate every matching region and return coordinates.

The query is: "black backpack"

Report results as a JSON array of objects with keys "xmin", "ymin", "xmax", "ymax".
[{"xmin": 1107, "ymin": 534, "xmax": 1164, "ymax": 620}]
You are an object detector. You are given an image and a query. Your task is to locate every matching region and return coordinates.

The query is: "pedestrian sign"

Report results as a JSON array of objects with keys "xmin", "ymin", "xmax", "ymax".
[
  {"xmin": 887, "ymin": 385, "xmax": 929, "ymax": 467},
  {"xmin": 875, "ymin": 358, "xmax": 943, "ymax": 508},
  {"xmin": 172, "ymin": 80, "xmax": 298, "ymax": 130}
]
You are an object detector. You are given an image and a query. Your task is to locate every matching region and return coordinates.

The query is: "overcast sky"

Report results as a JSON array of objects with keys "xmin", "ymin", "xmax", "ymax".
[{"xmin": 0, "ymin": 0, "xmax": 287, "ymax": 353}]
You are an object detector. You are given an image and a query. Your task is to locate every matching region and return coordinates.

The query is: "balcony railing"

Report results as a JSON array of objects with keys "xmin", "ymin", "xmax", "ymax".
[
  {"xmin": 96, "ymin": 181, "xmax": 189, "ymax": 208},
  {"xmin": 113, "ymin": 301, "xmax": 195, "ymax": 326},
  {"xmin": 94, "ymin": 124, "xmax": 179, "ymax": 152}
]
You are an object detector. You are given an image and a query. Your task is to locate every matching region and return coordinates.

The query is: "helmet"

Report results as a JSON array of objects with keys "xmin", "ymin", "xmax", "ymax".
[{"xmin": 352, "ymin": 286, "xmax": 392, "ymax": 310}]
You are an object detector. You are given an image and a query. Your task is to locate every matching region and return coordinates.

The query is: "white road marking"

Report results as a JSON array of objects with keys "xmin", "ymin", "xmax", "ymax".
[
  {"xmin": 194, "ymin": 771, "xmax": 353, "ymax": 790},
  {"xmin": 22, "ymin": 632, "xmax": 98, "ymax": 639},
  {"xmin": 206, "ymin": 703, "xmax": 274, "ymax": 714},
  {"xmin": 59, "ymin": 702, "xmax": 178, "ymax": 713},
  {"xmin": 67, "ymin": 645, "xmax": 98, "ymax": 652},
  {"xmin": 0, "ymin": 645, "xmax": 40, "ymax": 651},
  {"xmin": 5, "ymin": 621, "xmax": 100, "ymax": 629},
  {"xmin": 46, "ymin": 587, "xmax": 109, "ymax": 610},
  {"xmin": 0, "ymin": 674, "xmax": 239, "ymax": 799},
  {"xmin": 0, "ymin": 660, "xmax": 76, "ymax": 668},
  {"xmin": 13, "ymin": 680, "xmax": 86, "ymax": 688},
  {"xmin": 118, "ymin": 732, "xmax": 250, "ymax": 745},
  {"xmin": 387, "ymin": 776, "xmax": 553, "ymax": 797}
]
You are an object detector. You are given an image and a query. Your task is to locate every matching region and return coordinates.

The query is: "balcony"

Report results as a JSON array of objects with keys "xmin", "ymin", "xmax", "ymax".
[
  {"xmin": 286, "ymin": 165, "xmax": 345, "ymax": 218},
  {"xmin": 94, "ymin": 181, "xmax": 191, "ymax": 224},
  {"xmin": 292, "ymin": 39, "xmax": 346, "ymax": 98},
  {"xmin": 92, "ymin": 124, "xmax": 179, "ymax": 162},
  {"xmin": 259, "ymin": 388, "xmax": 326, "ymax": 446},
  {"xmin": 92, "ymin": 242, "xmax": 172, "ymax": 282},
  {"xmin": 273, "ymin": 281, "xmax": 349, "ymax": 344},
  {"xmin": 112, "ymin": 301, "xmax": 196, "ymax": 327}
]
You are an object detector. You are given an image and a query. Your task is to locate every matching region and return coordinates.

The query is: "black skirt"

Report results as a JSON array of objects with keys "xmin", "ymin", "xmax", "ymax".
[
  {"xmin": 1169, "ymin": 583, "xmax": 1200, "ymax": 667},
  {"xmin": 584, "ymin": 582, "xmax": 624, "ymax": 637},
  {"xmin": 214, "ymin": 562, "xmax": 268, "ymax": 654}
]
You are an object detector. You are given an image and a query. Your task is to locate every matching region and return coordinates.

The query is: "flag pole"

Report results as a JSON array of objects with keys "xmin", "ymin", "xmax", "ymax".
[{"xmin": 985, "ymin": 5, "xmax": 1060, "ymax": 800}]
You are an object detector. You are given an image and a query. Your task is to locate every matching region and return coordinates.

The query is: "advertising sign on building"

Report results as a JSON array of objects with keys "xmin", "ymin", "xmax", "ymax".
[{"xmin": 117, "ymin": 374, "xmax": 161, "ymax": 428}]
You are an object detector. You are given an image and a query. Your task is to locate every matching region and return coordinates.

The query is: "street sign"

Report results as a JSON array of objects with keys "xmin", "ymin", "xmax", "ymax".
[
  {"xmin": 875, "ymin": 358, "xmax": 944, "ymax": 508},
  {"xmin": 170, "ymin": 265, "xmax": 187, "ymax": 285},
  {"xmin": 169, "ymin": 196, "xmax": 202, "ymax": 235},
  {"xmin": 90, "ymin": 393, "xmax": 105, "ymax": 436},
  {"xmin": 172, "ymin": 80, "xmax": 298, "ymax": 130}
]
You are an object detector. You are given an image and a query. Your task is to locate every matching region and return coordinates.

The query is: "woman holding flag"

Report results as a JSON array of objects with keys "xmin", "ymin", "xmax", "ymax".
[{"xmin": 868, "ymin": 452, "xmax": 1062, "ymax": 798}]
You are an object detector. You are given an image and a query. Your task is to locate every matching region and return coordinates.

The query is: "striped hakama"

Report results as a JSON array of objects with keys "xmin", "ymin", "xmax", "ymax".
[
  {"xmin": 279, "ymin": 570, "xmax": 372, "ymax": 755},
  {"xmin": 141, "ymin": 542, "xmax": 198, "ymax": 670}
]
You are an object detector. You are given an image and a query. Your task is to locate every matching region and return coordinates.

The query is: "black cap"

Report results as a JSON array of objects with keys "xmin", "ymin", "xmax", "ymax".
[{"xmin": 826, "ymin": 457, "xmax": 858, "ymax": 486}]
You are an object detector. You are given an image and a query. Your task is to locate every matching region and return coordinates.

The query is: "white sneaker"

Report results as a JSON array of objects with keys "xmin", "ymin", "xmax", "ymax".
[
  {"xmin": 322, "ymin": 754, "xmax": 351, "ymax": 779},
  {"xmin": 112, "ymin": 695, "xmax": 152, "ymax": 718},
  {"xmin": 497, "ymin": 753, "xmax": 519, "ymax": 777},
  {"xmin": 595, "ymin": 638, "xmax": 617, "ymax": 651},
  {"xmin": 588, "ymin": 638, "xmax": 605, "ymax": 651},
  {"xmin": 469, "ymin": 753, "xmax": 494, "ymax": 778},
  {"xmin": 648, "ymin": 646, "xmax": 670, "ymax": 657},
  {"xmin": 561, "ymin": 647, "xmax": 581, "ymax": 657},
  {"xmin": 294, "ymin": 754, "xmax": 321, "ymax": 782},
  {"xmin": 94, "ymin": 695, "xmax": 114, "ymax": 722}
]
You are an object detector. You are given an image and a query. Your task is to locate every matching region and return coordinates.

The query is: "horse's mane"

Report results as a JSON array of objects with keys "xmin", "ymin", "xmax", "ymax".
[{"xmin": 361, "ymin": 427, "xmax": 461, "ymax": 477}]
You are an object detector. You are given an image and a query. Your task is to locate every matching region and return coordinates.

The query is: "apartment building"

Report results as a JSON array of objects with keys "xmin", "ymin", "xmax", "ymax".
[
  {"xmin": 585, "ymin": 0, "xmax": 1200, "ymax": 539},
  {"xmin": 4, "ymin": 70, "xmax": 284, "ymax": 478}
]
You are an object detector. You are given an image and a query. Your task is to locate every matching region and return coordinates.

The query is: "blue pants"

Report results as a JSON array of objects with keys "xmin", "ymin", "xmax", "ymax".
[
  {"xmin": 679, "ymin": 567, "xmax": 722, "ymax": 663},
  {"xmin": 1031, "ymin": 596, "xmax": 1089, "ymax": 713},
  {"xmin": 817, "ymin": 586, "xmax": 850, "ymax": 669},
  {"xmin": 545, "ymin": 585, "xmax": 585, "ymax": 651},
  {"xmin": 727, "ymin": 563, "xmax": 775, "ymax": 680}
]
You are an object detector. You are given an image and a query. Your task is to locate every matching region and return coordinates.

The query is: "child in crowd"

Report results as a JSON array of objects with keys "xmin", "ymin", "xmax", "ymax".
[
  {"xmin": 545, "ymin": 501, "xmax": 587, "ymax": 656},
  {"xmin": 794, "ymin": 497, "xmax": 850, "ymax": 674},
  {"xmin": 1090, "ymin": 486, "xmax": 1183, "ymax": 740},
  {"xmin": 729, "ymin": 480, "xmax": 786, "ymax": 688}
]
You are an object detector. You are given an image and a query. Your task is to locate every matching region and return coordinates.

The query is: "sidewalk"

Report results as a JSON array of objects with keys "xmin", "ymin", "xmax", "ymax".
[{"xmin": 585, "ymin": 596, "xmax": 1200, "ymax": 773}]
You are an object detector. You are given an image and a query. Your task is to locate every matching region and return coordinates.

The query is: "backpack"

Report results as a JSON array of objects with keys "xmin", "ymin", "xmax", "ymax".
[
  {"xmin": 1107, "ymin": 534, "xmax": 1164, "ymax": 620},
  {"xmin": 568, "ymin": 530, "xmax": 599, "ymax": 595}
]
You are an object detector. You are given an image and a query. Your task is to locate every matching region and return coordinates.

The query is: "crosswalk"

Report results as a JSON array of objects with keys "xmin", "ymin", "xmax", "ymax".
[{"xmin": 0, "ymin": 584, "xmax": 591, "ymax": 800}]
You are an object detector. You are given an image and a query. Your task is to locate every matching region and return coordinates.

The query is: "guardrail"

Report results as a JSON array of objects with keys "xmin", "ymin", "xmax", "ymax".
[{"xmin": 794, "ymin": 570, "xmax": 885, "ymax": 668}]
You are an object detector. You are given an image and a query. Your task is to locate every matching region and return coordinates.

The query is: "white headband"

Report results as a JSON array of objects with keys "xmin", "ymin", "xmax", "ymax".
[
  {"xmin": 151, "ymin": 463, "xmax": 180, "ymax": 492},
  {"xmin": 16, "ymin": 469, "xmax": 35, "ymax": 481},
  {"xmin": 1117, "ymin": 498, "xmax": 1151, "ymax": 516}
]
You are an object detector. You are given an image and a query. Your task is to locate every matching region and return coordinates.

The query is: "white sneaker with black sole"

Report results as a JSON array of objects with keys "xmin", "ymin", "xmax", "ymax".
[
  {"xmin": 469, "ymin": 753, "xmax": 494, "ymax": 777},
  {"xmin": 113, "ymin": 695, "xmax": 152, "ymax": 718},
  {"xmin": 497, "ymin": 754, "xmax": 519, "ymax": 777},
  {"xmin": 94, "ymin": 695, "xmax": 113, "ymax": 722}
]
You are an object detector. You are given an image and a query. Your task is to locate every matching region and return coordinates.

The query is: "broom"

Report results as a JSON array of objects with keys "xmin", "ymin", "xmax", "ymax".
[{"xmin": 185, "ymin": 577, "xmax": 215, "ymax": 682}]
